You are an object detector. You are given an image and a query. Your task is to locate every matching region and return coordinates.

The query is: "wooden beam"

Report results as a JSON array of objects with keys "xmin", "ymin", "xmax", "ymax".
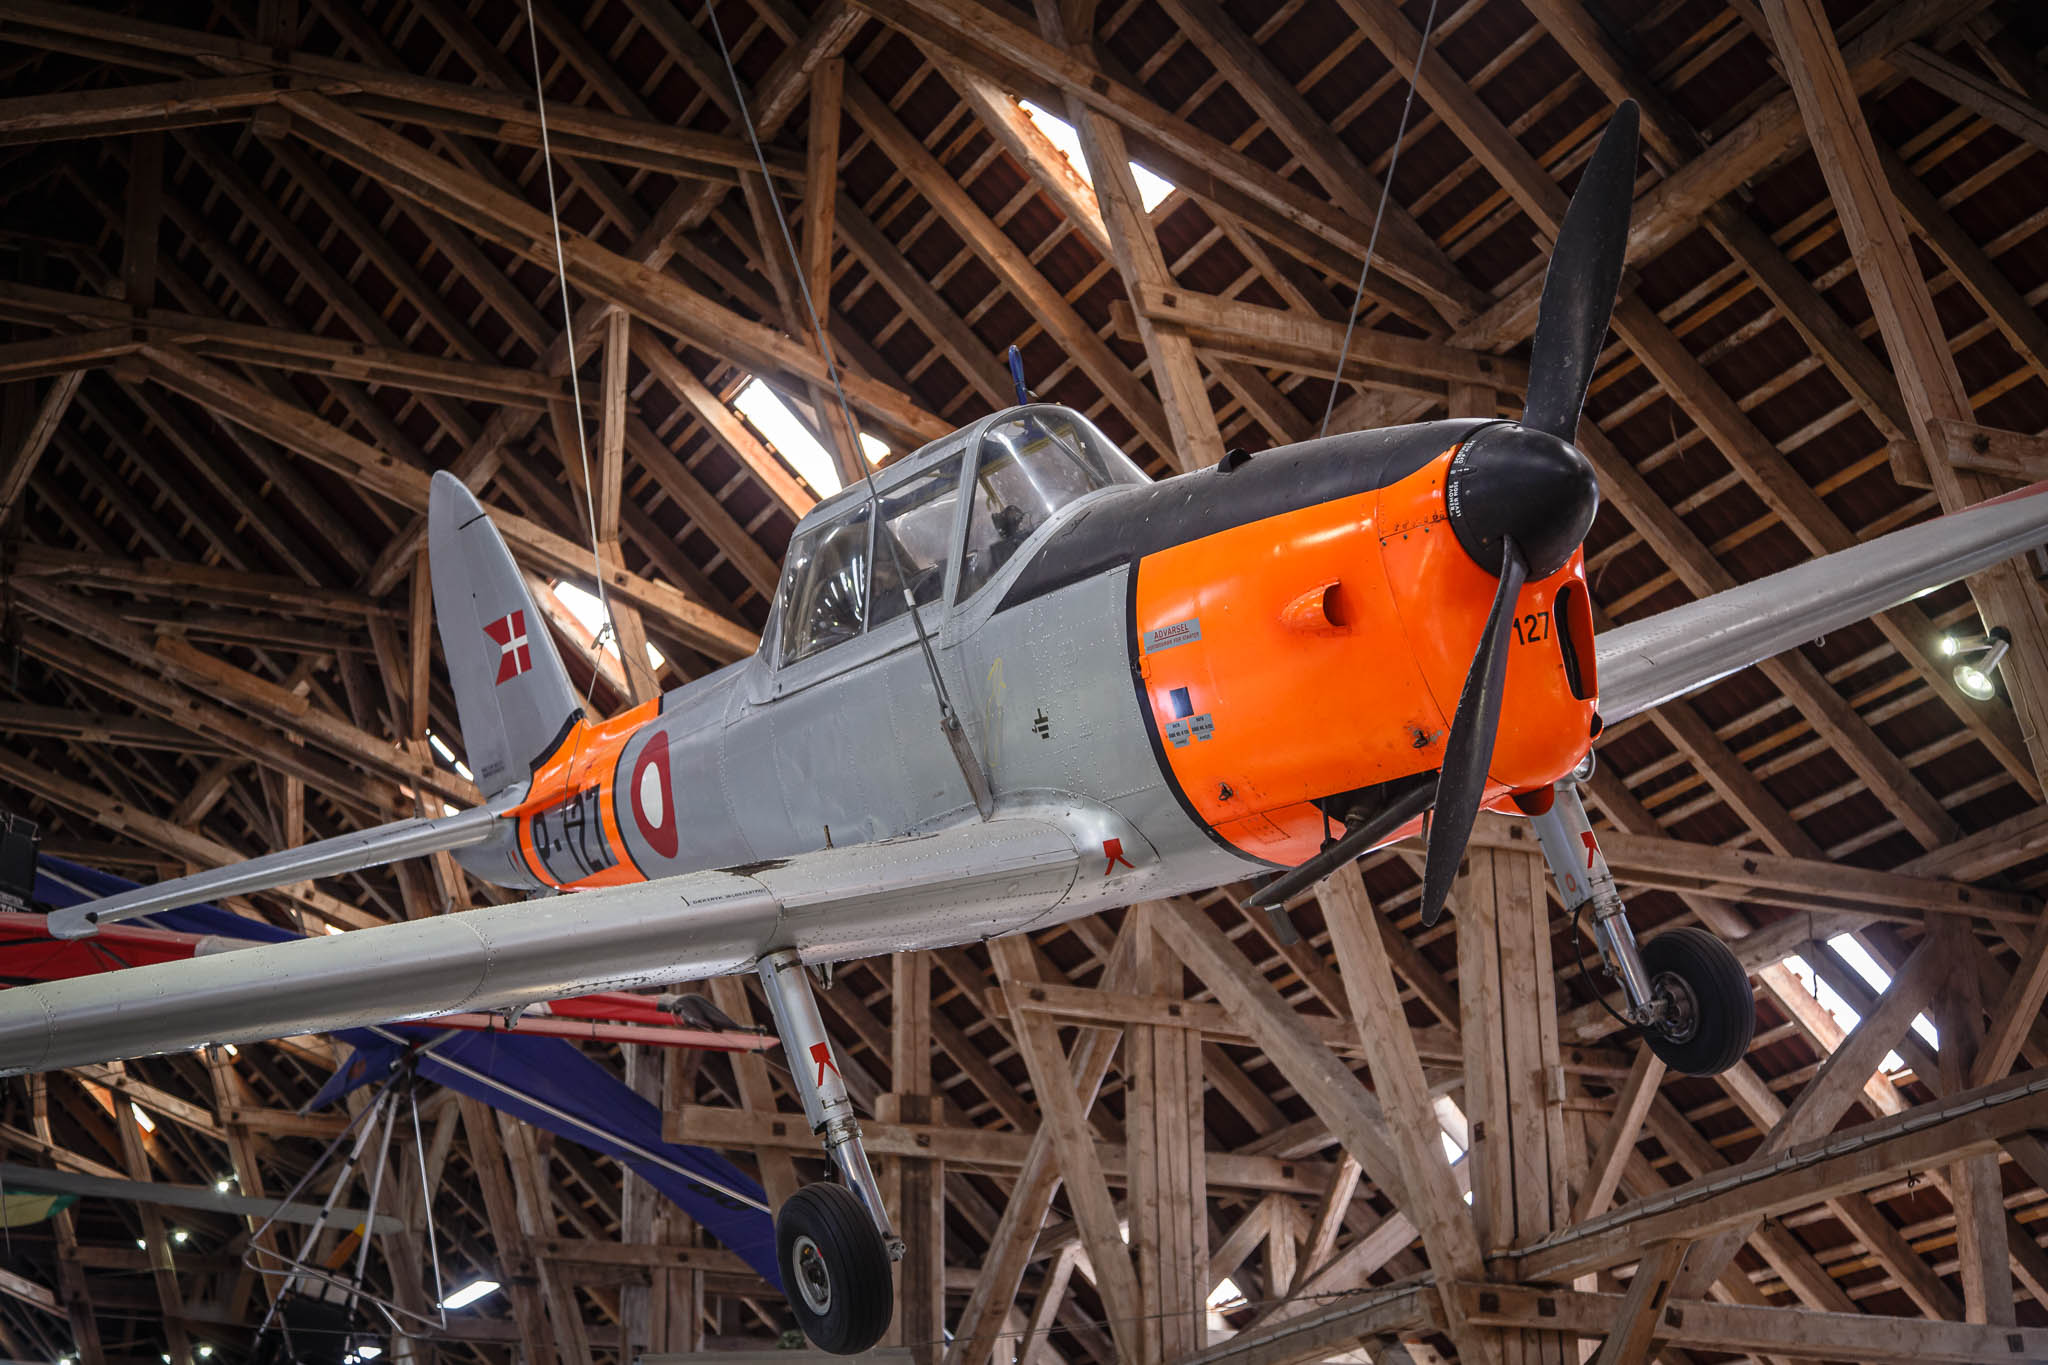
[
  {"xmin": 1458, "ymin": 1280, "xmax": 2048, "ymax": 1362},
  {"xmin": 275, "ymin": 91, "xmax": 947, "ymax": 449},
  {"xmin": 1932, "ymin": 919, "xmax": 2018, "ymax": 1328},
  {"xmin": 1524, "ymin": 1000, "xmax": 2025, "ymax": 1287},
  {"xmin": 992, "ymin": 934, "xmax": 1145, "ymax": 1363},
  {"xmin": 0, "ymin": 366, "xmax": 84, "ymax": 519},
  {"xmin": 134, "ymin": 345, "xmax": 758, "ymax": 659},
  {"xmin": 803, "ymin": 58, "xmax": 843, "ymax": 310},
  {"xmin": 1451, "ymin": 819, "xmax": 2035, "ymax": 924},
  {"xmin": 1669, "ymin": 934, "xmax": 1948, "ymax": 1301},
  {"xmin": 1151, "ymin": 897, "xmax": 1409, "ymax": 1206},
  {"xmin": 1591, "ymin": 1237, "xmax": 1688, "ymax": 1365},
  {"xmin": 840, "ymin": 72, "xmax": 1173, "ymax": 459},
  {"xmin": 1321, "ymin": 865, "xmax": 1499, "ymax": 1365},
  {"xmin": 1571, "ymin": 1047, "xmax": 1665, "ymax": 1225},
  {"xmin": 1759, "ymin": 0, "xmax": 2048, "ymax": 800},
  {"xmin": 1126, "ymin": 285, "xmax": 1526, "ymax": 393},
  {"xmin": 942, "ymin": 939, "xmax": 1129, "ymax": 1365},
  {"xmin": 1038, "ymin": 5, "xmax": 1221, "ymax": 473}
]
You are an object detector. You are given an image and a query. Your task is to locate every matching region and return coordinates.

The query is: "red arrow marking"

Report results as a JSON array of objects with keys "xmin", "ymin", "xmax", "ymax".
[
  {"xmin": 1103, "ymin": 838, "xmax": 1135, "ymax": 875},
  {"xmin": 1580, "ymin": 830, "xmax": 1600, "ymax": 871},
  {"xmin": 809, "ymin": 1040, "xmax": 839, "ymax": 1088}
]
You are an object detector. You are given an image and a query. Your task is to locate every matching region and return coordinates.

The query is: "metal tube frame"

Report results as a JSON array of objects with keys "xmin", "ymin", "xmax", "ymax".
[
  {"xmin": 1527, "ymin": 781, "xmax": 1663, "ymax": 1029},
  {"xmin": 756, "ymin": 949, "xmax": 905, "ymax": 1259}
]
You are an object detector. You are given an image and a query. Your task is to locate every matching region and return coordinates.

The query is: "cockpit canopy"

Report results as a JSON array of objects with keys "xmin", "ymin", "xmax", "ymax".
[{"xmin": 775, "ymin": 405, "xmax": 1146, "ymax": 665}]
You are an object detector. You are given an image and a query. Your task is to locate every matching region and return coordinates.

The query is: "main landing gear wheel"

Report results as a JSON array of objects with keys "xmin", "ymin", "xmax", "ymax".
[
  {"xmin": 777, "ymin": 1181, "xmax": 894, "ymax": 1354},
  {"xmin": 1639, "ymin": 927, "xmax": 1755, "ymax": 1076}
]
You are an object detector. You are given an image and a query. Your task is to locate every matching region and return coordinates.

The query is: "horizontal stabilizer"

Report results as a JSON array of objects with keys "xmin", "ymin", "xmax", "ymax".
[
  {"xmin": 45, "ymin": 803, "xmax": 504, "ymax": 940},
  {"xmin": 1597, "ymin": 480, "xmax": 2048, "ymax": 723}
]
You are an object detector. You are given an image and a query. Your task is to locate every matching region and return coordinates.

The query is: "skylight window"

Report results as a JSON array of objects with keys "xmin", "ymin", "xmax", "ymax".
[
  {"xmin": 552, "ymin": 581, "xmax": 665, "ymax": 673},
  {"xmin": 732, "ymin": 378, "xmax": 886, "ymax": 498},
  {"xmin": 425, "ymin": 730, "xmax": 473, "ymax": 783},
  {"xmin": 1018, "ymin": 100, "xmax": 1175, "ymax": 213},
  {"xmin": 440, "ymin": 1279, "xmax": 501, "ymax": 1310},
  {"xmin": 1781, "ymin": 937, "xmax": 1938, "ymax": 1077}
]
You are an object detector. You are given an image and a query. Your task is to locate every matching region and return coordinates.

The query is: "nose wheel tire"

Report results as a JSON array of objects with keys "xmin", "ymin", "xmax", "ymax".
[
  {"xmin": 1638, "ymin": 926, "xmax": 1755, "ymax": 1076},
  {"xmin": 776, "ymin": 1181, "xmax": 894, "ymax": 1354}
]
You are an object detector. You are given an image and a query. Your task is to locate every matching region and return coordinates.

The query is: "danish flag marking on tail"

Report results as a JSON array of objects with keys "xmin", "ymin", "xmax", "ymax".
[{"xmin": 484, "ymin": 610, "xmax": 533, "ymax": 685}]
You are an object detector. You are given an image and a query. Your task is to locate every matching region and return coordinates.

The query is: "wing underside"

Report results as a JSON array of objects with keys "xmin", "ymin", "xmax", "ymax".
[
  {"xmin": 0, "ymin": 817, "xmax": 1082, "ymax": 1075},
  {"xmin": 1595, "ymin": 479, "xmax": 2048, "ymax": 724}
]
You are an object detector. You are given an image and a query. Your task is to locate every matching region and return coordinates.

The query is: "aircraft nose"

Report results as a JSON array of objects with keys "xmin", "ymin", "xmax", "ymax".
[{"xmin": 1443, "ymin": 422, "xmax": 1599, "ymax": 580}]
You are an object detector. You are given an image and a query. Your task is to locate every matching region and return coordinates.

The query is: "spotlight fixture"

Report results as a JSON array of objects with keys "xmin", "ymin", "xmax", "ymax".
[{"xmin": 1953, "ymin": 627, "xmax": 2012, "ymax": 701}]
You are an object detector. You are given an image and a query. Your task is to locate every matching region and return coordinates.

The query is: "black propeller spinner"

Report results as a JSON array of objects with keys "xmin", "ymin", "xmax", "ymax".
[{"xmin": 1248, "ymin": 101, "xmax": 1638, "ymax": 922}]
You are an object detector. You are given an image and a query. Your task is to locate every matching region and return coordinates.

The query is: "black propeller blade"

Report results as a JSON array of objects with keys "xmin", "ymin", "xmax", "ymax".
[
  {"xmin": 1416, "ymin": 537, "xmax": 1528, "ymax": 927},
  {"xmin": 1522, "ymin": 100, "xmax": 1640, "ymax": 442},
  {"xmin": 1411, "ymin": 102, "xmax": 1638, "ymax": 926},
  {"xmin": 1244, "ymin": 775, "xmax": 1435, "ymax": 912}
]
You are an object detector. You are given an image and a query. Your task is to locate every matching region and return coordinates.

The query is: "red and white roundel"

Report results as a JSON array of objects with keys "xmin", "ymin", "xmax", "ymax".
[{"xmin": 628, "ymin": 730, "xmax": 679, "ymax": 860}]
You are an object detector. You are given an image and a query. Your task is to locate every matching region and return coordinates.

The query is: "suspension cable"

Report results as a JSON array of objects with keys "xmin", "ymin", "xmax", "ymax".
[{"xmin": 1317, "ymin": 0, "xmax": 1444, "ymax": 439}]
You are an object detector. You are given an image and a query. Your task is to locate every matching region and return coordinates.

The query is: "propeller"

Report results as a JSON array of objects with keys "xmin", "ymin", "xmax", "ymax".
[
  {"xmin": 1248, "ymin": 103, "xmax": 1640, "ymax": 924},
  {"xmin": 1245, "ymin": 774, "xmax": 1435, "ymax": 911},
  {"xmin": 1411, "ymin": 100, "xmax": 1638, "ymax": 928},
  {"xmin": 1523, "ymin": 100, "xmax": 1640, "ymax": 443},
  {"xmin": 1414, "ymin": 537, "xmax": 1528, "ymax": 924}
]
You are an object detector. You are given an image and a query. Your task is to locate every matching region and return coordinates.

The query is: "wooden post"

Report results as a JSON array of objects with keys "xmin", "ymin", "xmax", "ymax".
[
  {"xmin": 1130, "ymin": 906, "xmax": 1208, "ymax": 1361},
  {"xmin": 888, "ymin": 950, "xmax": 945, "ymax": 1364},
  {"xmin": 947, "ymin": 935, "xmax": 1132, "ymax": 1365},
  {"xmin": 1933, "ymin": 920, "xmax": 2018, "ymax": 1327},
  {"xmin": 1455, "ymin": 847, "xmax": 1571, "ymax": 1363},
  {"xmin": 458, "ymin": 1095, "xmax": 562, "ymax": 1363}
]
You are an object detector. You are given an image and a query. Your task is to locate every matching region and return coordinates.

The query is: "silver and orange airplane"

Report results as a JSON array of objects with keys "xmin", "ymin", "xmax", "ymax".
[{"xmin": 7, "ymin": 105, "xmax": 2048, "ymax": 1351}]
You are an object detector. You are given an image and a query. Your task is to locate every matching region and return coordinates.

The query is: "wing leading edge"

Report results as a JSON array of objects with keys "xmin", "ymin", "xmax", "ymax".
[
  {"xmin": 1595, "ymin": 479, "xmax": 2048, "ymax": 724},
  {"xmin": 0, "ymin": 817, "xmax": 1083, "ymax": 1075}
]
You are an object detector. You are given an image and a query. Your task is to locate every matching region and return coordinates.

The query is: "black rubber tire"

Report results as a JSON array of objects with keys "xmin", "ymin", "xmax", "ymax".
[
  {"xmin": 1639, "ymin": 927, "xmax": 1756, "ymax": 1076},
  {"xmin": 776, "ymin": 1182, "xmax": 894, "ymax": 1354}
]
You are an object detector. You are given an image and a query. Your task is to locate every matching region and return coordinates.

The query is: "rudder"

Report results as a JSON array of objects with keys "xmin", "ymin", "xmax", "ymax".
[{"xmin": 428, "ymin": 470, "xmax": 582, "ymax": 796}]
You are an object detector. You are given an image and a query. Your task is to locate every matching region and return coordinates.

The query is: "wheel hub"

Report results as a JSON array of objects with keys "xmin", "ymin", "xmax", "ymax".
[
  {"xmin": 792, "ymin": 1233, "xmax": 833, "ymax": 1314},
  {"xmin": 1650, "ymin": 970, "xmax": 1700, "ymax": 1043}
]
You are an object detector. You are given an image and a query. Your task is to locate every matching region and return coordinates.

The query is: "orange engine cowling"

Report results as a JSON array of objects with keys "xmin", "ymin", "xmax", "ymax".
[{"xmin": 1132, "ymin": 444, "xmax": 1598, "ymax": 868}]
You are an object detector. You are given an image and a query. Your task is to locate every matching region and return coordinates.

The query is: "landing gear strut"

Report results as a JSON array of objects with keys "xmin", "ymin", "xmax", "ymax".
[
  {"xmin": 1527, "ymin": 777, "xmax": 1754, "ymax": 1075},
  {"xmin": 757, "ymin": 950, "xmax": 900, "ymax": 1354}
]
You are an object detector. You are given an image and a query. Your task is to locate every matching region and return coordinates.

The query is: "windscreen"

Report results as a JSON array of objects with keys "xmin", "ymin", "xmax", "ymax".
[{"xmin": 957, "ymin": 408, "xmax": 1144, "ymax": 600}]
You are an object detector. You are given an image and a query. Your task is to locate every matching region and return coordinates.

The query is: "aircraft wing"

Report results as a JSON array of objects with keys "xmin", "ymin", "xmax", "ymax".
[
  {"xmin": 43, "ymin": 798, "xmax": 512, "ymax": 939},
  {"xmin": 1595, "ymin": 479, "xmax": 2048, "ymax": 724},
  {"xmin": 0, "ymin": 816, "xmax": 1085, "ymax": 1075}
]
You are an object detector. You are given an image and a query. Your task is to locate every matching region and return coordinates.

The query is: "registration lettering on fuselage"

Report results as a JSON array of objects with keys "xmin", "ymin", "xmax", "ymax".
[{"xmin": 531, "ymin": 787, "xmax": 616, "ymax": 884}]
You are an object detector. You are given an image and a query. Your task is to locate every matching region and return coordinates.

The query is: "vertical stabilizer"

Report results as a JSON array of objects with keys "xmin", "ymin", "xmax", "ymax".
[{"xmin": 429, "ymin": 471, "xmax": 582, "ymax": 796}]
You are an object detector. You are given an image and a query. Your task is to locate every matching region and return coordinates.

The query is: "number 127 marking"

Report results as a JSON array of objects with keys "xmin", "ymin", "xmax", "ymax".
[{"xmin": 1511, "ymin": 610, "xmax": 1551, "ymax": 646}]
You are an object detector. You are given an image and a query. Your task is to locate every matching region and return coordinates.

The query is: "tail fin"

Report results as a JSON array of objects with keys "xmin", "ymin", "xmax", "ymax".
[{"xmin": 429, "ymin": 471, "xmax": 582, "ymax": 797}]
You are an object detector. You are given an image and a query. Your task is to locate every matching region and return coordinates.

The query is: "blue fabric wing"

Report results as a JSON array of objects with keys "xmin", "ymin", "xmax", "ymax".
[{"xmin": 31, "ymin": 857, "xmax": 780, "ymax": 1287}]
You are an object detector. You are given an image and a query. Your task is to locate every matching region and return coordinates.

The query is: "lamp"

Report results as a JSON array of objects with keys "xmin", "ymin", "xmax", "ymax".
[{"xmin": 1952, "ymin": 626, "xmax": 2012, "ymax": 701}]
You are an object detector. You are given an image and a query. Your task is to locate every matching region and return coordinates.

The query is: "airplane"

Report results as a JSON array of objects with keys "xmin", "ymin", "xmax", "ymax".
[{"xmin": 7, "ymin": 102, "xmax": 2048, "ymax": 1353}]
